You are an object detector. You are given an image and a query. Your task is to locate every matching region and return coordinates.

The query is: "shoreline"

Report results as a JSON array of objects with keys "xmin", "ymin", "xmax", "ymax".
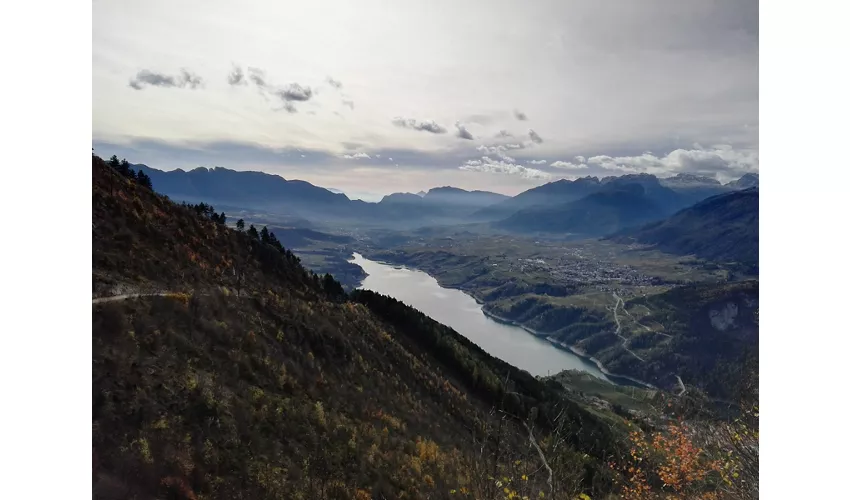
[
  {"xmin": 481, "ymin": 308, "xmax": 658, "ymax": 390},
  {"xmin": 352, "ymin": 251, "xmax": 661, "ymax": 391}
]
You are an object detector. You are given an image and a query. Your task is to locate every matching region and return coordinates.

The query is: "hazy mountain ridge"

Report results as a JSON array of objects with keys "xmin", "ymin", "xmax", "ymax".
[
  {"xmin": 495, "ymin": 183, "xmax": 667, "ymax": 236},
  {"xmin": 135, "ymin": 163, "xmax": 757, "ymax": 236},
  {"xmin": 609, "ymin": 187, "xmax": 759, "ymax": 268}
]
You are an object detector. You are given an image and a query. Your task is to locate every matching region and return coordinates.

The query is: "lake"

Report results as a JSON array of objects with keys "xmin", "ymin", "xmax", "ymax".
[{"xmin": 350, "ymin": 252, "xmax": 614, "ymax": 381}]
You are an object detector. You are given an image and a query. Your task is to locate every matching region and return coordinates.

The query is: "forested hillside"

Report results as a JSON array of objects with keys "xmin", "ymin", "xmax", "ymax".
[
  {"xmin": 93, "ymin": 155, "xmax": 631, "ymax": 499},
  {"xmin": 92, "ymin": 154, "xmax": 756, "ymax": 499}
]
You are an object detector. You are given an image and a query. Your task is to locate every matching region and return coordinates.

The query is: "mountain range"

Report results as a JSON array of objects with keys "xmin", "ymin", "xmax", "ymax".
[
  {"xmin": 496, "ymin": 183, "xmax": 667, "ymax": 236},
  {"xmin": 138, "ymin": 165, "xmax": 508, "ymax": 227},
  {"xmin": 136, "ymin": 163, "xmax": 757, "ymax": 239},
  {"xmin": 609, "ymin": 187, "xmax": 759, "ymax": 268}
]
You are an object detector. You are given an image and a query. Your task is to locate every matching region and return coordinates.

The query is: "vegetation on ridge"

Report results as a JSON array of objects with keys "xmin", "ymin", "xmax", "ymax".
[{"xmin": 92, "ymin": 154, "xmax": 757, "ymax": 499}]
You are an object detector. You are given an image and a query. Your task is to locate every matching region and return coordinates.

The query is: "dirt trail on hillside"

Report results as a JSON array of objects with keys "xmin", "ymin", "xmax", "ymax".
[
  {"xmin": 611, "ymin": 292, "xmax": 645, "ymax": 362},
  {"xmin": 92, "ymin": 292, "xmax": 172, "ymax": 304}
]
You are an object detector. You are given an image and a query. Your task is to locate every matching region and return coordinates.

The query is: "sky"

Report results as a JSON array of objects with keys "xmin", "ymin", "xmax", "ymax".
[{"xmin": 93, "ymin": 0, "xmax": 758, "ymax": 200}]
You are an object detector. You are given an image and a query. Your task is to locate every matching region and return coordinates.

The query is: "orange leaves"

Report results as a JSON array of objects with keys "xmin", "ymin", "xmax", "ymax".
[
  {"xmin": 354, "ymin": 489, "xmax": 371, "ymax": 500},
  {"xmin": 612, "ymin": 421, "xmax": 723, "ymax": 499},
  {"xmin": 165, "ymin": 293, "xmax": 191, "ymax": 306}
]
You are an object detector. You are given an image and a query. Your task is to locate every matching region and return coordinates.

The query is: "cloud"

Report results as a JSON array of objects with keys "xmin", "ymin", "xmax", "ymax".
[
  {"xmin": 528, "ymin": 159, "xmax": 547, "ymax": 165},
  {"xmin": 555, "ymin": 145, "xmax": 759, "ymax": 180},
  {"xmin": 455, "ymin": 122, "xmax": 474, "ymax": 140},
  {"xmin": 550, "ymin": 160, "xmax": 588, "ymax": 170},
  {"xmin": 528, "ymin": 129, "xmax": 543, "ymax": 143},
  {"xmin": 497, "ymin": 151, "xmax": 516, "ymax": 163},
  {"xmin": 275, "ymin": 83, "xmax": 313, "ymax": 102},
  {"xmin": 391, "ymin": 117, "xmax": 447, "ymax": 134},
  {"xmin": 227, "ymin": 66, "xmax": 246, "ymax": 85},
  {"xmin": 237, "ymin": 69, "xmax": 315, "ymax": 112},
  {"xmin": 476, "ymin": 143, "xmax": 527, "ymax": 155},
  {"xmin": 460, "ymin": 156, "xmax": 550, "ymax": 180},
  {"xmin": 495, "ymin": 130, "xmax": 513, "ymax": 138},
  {"xmin": 326, "ymin": 76, "xmax": 342, "ymax": 89},
  {"xmin": 514, "ymin": 109, "xmax": 528, "ymax": 121},
  {"xmin": 248, "ymin": 67, "xmax": 268, "ymax": 88},
  {"xmin": 342, "ymin": 152, "xmax": 372, "ymax": 159},
  {"xmin": 342, "ymin": 99, "xmax": 355, "ymax": 110},
  {"xmin": 128, "ymin": 69, "xmax": 203, "ymax": 90}
]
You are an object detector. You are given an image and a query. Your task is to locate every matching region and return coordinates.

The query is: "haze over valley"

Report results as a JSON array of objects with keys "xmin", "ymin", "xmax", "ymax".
[{"xmin": 93, "ymin": 2, "xmax": 758, "ymax": 498}]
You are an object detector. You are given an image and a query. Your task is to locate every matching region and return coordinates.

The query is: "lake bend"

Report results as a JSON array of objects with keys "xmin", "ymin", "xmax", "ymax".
[{"xmin": 350, "ymin": 252, "xmax": 616, "ymax": 381}]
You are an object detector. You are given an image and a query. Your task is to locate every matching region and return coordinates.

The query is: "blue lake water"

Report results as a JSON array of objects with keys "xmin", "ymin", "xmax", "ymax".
[{"xmin": 351, "ymin": 252, "xmax": 613, "ymax": 381}]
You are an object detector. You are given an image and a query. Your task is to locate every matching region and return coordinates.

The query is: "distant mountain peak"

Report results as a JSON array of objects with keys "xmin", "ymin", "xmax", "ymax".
[
  {"xmin": 726, "ymin": 173, "xmax": 759, "ymax": 189},
  {"xmin": 379, "ymin": 192, "xmax": 423, "ymax": 203},
  {"xmin": 428, "ymin": 186, "xmax": 468, "ymax": 193},
  {"xmin": 660, "ymin": 173, "xmax": 722, "ymax": 188}
]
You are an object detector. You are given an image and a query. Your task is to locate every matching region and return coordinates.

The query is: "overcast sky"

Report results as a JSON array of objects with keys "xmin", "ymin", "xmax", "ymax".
[{"xmin": 93, "ymin": 0, "xmax": 758, "ymax": 199}]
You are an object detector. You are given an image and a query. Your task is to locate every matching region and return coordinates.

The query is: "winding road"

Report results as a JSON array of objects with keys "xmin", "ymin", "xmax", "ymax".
[
  {"xmin": 92, "ymin": 292, "xmax": 174, "ymax": 304},
  {"xmin": 611, "ymin": 292, "xmax": 688, "ymax": 396},
  {"xmin": 610, "ymin": 292, "xmax": 645, "ymax": 362}
]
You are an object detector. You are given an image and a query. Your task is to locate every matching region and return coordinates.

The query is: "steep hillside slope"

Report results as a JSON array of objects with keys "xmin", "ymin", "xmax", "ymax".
[
  {"xmin": 618, "ymin": 280, "xmax": 759, "ymax": 399},
  {"xmin": 609, "ymin": 188, "xmax": 758, "ymax": 268},
  {"xmin": 92, "ymin": 156, "xmax": 633, "ymax": 499}
]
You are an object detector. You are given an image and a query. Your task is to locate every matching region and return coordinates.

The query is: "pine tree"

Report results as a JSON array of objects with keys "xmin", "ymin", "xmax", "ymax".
[
  {"xmin": 248, "ymin": 225, "xmax": 259, "ymax": 240},
  {"xmin": 119, "ymin": 159, "xmax": 133, "ymax": 178},
  {"xmin": 136, "ymin": 170, "xmax": 153, "ymax": 189},
  {"xmin": 260, "ymin": 226, "xmax": 271, "ymax": 244},
  {"xmin": 236, "ymin": 219, "xmax": 245, "ymax": 231}
]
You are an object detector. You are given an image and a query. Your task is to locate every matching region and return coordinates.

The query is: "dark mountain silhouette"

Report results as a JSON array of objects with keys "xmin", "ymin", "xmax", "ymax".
[
  {"xmin": 472, "ymin": 176, "xmax": 605, "ymax": 220},
  {"xmin": 610, "ymin": 187, "xmax": 758, "ymax": 267},
  {"xmin": 138, "ymin": 165, "xmax": 506, "ymax": 227},
  {"xmin": 136, "ymin": 164, "xmax": 365, "ymax": 217},
  {"xmin": 495, "ymin": 183, "xmax": 666, "ymax": 236},
  {"xmin": 477, "ymin": 173, "xmax": 737, "ymax": 225}
]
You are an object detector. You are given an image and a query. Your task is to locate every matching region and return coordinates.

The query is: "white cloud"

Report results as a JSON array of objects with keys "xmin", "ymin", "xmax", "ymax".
[
  {"xmin": 528, "ymin": 159, "xmax": 547, "ymax": 165},
  {"xmin": 460, "ymin": 156, "xmax": 551, "ymax": 180},
  {"xmin": 497, "ymin": 151, "xmax": 516, "ymax": 163},
  {"xmin": 581, "ymin": 145, "xmax": 758, "ymax": 180},
  {"xmin": 341, "ymin": 152, "xmax": 371, "ymax": 159},
  {"xmin": 550, "ymin": 160, "xmax": 588, "ymax": 170}
]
